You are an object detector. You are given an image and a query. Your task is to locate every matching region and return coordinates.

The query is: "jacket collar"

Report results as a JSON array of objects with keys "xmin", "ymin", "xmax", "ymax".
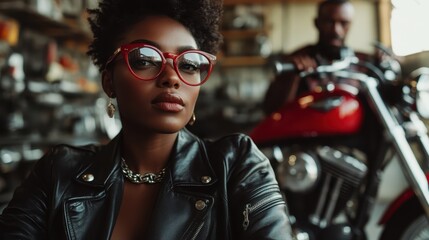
[
  {"xmin": 168, "ymin": 129, "xmax": 217, "ymax": 187},
  {"xmin": 75, "ymin": 133, "xmax": 122, "ymax": 187},
  {"xmin": 75, "ymin": 128, "xmax": 217, "ymax": 188}
]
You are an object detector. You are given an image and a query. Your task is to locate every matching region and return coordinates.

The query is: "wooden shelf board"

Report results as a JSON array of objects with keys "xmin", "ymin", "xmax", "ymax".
[
  {"xmin": 0, "ymin": 3, "xmax": 91, "ymax": 44},
  {"xmin": 222, "ymin": 29, "xmax": 269, "ymax": 39},
  {"xmin": 219, "ymin": 55, "xmax": 268, "ymax": 67}
]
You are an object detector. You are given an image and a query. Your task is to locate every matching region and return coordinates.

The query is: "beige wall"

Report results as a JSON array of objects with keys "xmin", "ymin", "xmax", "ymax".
[{"xmin": 265, "ymin": 1, "xmax": 378, "ymax": 55}]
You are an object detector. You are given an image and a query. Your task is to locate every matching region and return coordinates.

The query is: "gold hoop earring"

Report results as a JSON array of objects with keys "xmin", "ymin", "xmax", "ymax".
[
  {"xmin": 107, "ymin": 98, "xmax": 116, "ymax": 118},
  {"xmin": 188, "ymin": 113, "xmax": 196, "ymax": 126}
]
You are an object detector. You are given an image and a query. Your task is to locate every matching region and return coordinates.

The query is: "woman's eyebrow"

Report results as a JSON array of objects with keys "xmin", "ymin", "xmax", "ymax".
[
  {"xmin": 177, "ymin": 45, "xmax": 198, "ymax": 52},
  {"xmin": 129, "ymin": 39, "xmax": 197, "ymax": 53},
  {"xmin": 129, "ymin": 39, "xmax": 160, "ymax": 48}
]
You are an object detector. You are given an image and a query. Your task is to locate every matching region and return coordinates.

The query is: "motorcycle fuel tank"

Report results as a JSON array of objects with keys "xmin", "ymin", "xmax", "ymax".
[{"xmin": 251, "ymin": 88, "xmax": 363, "ymax": 144}]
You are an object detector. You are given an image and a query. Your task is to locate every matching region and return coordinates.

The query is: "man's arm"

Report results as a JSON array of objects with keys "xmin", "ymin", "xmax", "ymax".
[
  {"xmin": 263, "ymin": 72, "xmax": 300, "ymax": 115},
  {"xmin": 262, "ymin": 46, "xmax": 318, "ymax": 115}
]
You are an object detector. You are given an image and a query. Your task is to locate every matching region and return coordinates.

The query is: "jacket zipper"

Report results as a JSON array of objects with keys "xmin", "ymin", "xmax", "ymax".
[{"xmin": 242, "ymin": 193, "xmax": 284, "ymax": 231}]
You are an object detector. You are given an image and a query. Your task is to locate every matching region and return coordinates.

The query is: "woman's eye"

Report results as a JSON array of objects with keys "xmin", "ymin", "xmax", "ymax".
[
  {"xmin": 130, "ymin": 58, "xmax": 158, "ymax": 69},
  {"xmin": 179, "ymin": 61, "xmax": 200, "ymax": 73}
]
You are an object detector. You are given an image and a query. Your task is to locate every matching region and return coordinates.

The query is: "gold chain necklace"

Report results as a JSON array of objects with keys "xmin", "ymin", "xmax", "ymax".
[{"xmin": 120, "ymin": 158, "xmax": 166, "ymax": 184}]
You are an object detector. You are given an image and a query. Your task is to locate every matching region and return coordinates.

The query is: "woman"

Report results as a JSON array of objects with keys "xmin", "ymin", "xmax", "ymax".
[{"xmin": 0, "ymin": 0, "xmax": 293, "ymax": 239}]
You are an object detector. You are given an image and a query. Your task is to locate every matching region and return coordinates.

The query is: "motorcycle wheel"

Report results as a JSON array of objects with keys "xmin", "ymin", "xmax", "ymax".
[{"xmin": 379, "ymin": 197, "xmax": 429, "ymax": 240}]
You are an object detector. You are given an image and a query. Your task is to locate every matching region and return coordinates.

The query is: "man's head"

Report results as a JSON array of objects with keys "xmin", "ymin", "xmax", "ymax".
[{"xmin": 314, "ymin": 0, "xmax": 354, "ymax": 50}]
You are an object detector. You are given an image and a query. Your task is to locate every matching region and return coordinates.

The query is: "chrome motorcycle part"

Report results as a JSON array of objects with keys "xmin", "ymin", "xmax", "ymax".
[
  {"xmin": 317, "ymin": 146, "xmax": 368, "ymax": 180},
  {"xmin": 292, "ymin": 229, "xmax": 310, "ymax": 240},
  {"xmin": 362, "ymin": 74, "xmax": 429, "ymax": 219},
  {"xmin": 407, "ymin": 67, "xmax": 429, "ymax": 119},
  {"xmin": 415, "ymin": 70, "xmax": 429, "ymax": 119},
  {"xmin": 276, "ymin": 151, "xmax": 320, "ymax": 192},
  {"xmin": 408, "ymin": 112, "xmax": 429, "ymax": 168},
  {"xmin": 306, "ymin": 146, "xmax": 368, "ymax": 227}
]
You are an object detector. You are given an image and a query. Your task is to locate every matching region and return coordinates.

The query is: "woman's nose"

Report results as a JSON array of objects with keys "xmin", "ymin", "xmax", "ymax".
[{"xmin": 157, "ymin": 60, "xmax": 181, "ymax": 88}]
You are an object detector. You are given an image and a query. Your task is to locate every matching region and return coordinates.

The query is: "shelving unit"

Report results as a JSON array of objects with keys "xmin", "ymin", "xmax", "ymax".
[
  {"xmin": 220, "ymin": 27, "xmax": 270, "ymax": 67},
  {"xmin": 218, "ymin": 55, "xmax": 267, "ymax": 67},
  {"xmin": 224, "ymin": 0, "xmax": 284, "ymax": 5},
  {"xmin": 0, "ymin": 0, "xmax": 104, "ymax": 210},
  {"xmin": 0, "ymin": 1, "xmax": 91, "ymax": 51},
  {"xmin": 190, "ymin": 3, "xmax": 276, "ymax": 138},
  {"xmin": 222, "ymin": 28, "xmax": 269, "ymax": 39},
  {"xmin": 0, "ymin": 0, "xmax": 104, "ymax": 148},
  {"xmin": 0, "ymin": 8, "xmax": 90, "ymax": 41},
  {"xmin": 224, "ymin": 0, "xmax": 319, "ymax": 5},
  {"xmin": 219, "ymin": 4, "xmax": 272, "ymax": 68}
]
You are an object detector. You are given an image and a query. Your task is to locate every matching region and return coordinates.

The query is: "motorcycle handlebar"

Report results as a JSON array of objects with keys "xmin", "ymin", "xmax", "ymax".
[
  {"xmin": 272, "ymin": 56, "xmax": 359, "ymax": 76},
  {"xmin": 272, "ymin": 56, "xmax": 388, "ymax": 82},
  {"xmin": 299, "ymin": 56, "xmax": 358, "ymax": 78},
  {"xmin": 272, "ymin": 47, "xmax": 359, "ymax": 76},
  {"xmin": 273, "ymin": 62, "xmax": 296, "ymax": 75}
]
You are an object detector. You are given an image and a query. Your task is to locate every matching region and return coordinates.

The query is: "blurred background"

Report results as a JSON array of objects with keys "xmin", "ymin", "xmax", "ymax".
[{"xmin": 0, "ymin": 0, "xmax": 428, "ymax": 238}]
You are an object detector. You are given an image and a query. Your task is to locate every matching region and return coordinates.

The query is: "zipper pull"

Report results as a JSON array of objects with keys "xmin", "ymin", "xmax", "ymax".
[{"xmin": 242, "ymin": 204, "xmax": 250, "ymax": 231}]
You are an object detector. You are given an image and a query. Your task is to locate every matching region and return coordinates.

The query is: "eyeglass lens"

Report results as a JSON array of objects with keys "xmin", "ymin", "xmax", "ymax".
[{"xmin": 127, "ymin": 47, "xmax": 211, "ymax": 85}]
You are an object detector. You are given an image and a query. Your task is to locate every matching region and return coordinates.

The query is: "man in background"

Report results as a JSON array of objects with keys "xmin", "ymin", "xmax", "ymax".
[{"xmin": 262, "ymin": 0, "xmax": 372, "ymax": 115}]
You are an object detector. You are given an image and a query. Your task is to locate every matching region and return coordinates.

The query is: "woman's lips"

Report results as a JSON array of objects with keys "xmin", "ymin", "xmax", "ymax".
[{"xmin": 152, "ymin": 92, "xmax": 185, "ymax": 112}]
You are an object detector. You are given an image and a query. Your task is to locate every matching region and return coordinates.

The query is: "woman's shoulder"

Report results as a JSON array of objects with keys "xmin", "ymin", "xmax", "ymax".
[
  {"xmin": 184, "ymin": 128, "xmax": 252, "ymax": 148},
  {"xmin": 202, "ymin": 133, "xmax": 266, "ymax": 162},
  {"xmin": 50, "ymin": 142, "xmax": 98, "ymax": 153},
  {"xmin": 45, "ymin": 143, "xmax": 99, "ymax": 159},
  {"xmin": 183, "ymin": 129, "xmax": 267, "ymax": 163},
  {"xmin": 202, "ymin": 132, "xmax": 253, "ymax": 149},
  {"xmin": 36, "ymin": 143, "xmax": 101, "ymax": 169}
]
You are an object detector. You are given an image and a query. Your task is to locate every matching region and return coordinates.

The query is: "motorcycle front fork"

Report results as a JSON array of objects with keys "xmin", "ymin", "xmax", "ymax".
[
  {"xmin": 351, "ymin": 139, "xmax": 390, "ymax": 240},
  {"xmin": 364, "ymin": 77, "xmax": 429, "ymax": 221},
  {"xmin": 407, "ymin": 112, "xmax": 429, "ymax": 171}
]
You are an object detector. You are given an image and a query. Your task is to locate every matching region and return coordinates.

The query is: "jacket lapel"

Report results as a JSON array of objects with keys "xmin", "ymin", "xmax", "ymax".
[
  {"xmin": 146, "ymin": 129, "xmax": 218, "ymax": 240},
  {"xmin": 169, "ymin": 129, "xmax": 217, "ymax": 187},
  {"xmin": 64, "ymin": 134, "xmax": 124, "ymax": 240}
]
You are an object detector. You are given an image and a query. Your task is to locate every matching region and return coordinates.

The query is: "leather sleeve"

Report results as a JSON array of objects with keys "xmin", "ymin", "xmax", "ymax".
[
  {"xmin": 0, "ymin": 145, "xmax": 94, "ymax": 239},
  {"xmin": 212, "ymin": 134, "xmax": 294, "ymax": 240},
  {"xmin": 0, "ymin": 147, "xmax": 55, "ymax": 239}
]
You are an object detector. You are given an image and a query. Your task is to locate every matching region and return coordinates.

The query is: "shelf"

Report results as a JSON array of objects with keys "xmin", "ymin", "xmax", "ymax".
[
  {"xmin": 0, "ymin": 134, "xmax": 100, "ymax": 148},
  {"xmin": 222, "ymin": 28, "xmax": 269, "ymax": 39},
  {"xmin": 224, "ymin": 0, "xmax": 284, "ymax": 5},
  {"xmin": 0, "ymin": 2, "xmax": 91, "ymax": 44},
  {"xmin": 219, "ymin": 55, "xmax": 268, "ymax": 67},
  {"xmin": 224, "ymin": 0, "xmax": 319, "ymax": 5}
]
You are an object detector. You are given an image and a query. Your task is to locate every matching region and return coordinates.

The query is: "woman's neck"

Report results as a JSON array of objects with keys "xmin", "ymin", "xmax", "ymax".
[{"xmin": 120, "ymin": 127, "xmax": 178, "ymax": 174}]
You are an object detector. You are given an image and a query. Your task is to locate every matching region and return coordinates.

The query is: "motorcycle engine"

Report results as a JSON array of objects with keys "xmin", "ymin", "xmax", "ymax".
[{"xmin": 268, "ymin": 145, "xmax": 368, "ymax": 230}]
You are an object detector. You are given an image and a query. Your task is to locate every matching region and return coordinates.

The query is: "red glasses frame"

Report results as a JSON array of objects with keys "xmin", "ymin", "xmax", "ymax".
[{"xmin": 105, "ymin": 43, "xmax": 217, "ymax": 86}]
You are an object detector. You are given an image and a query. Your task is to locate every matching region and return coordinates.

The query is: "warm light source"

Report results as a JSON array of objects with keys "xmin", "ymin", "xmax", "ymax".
[{"xmin": 391, "ymin": 0, "xmax": 429, "ymax": 56}]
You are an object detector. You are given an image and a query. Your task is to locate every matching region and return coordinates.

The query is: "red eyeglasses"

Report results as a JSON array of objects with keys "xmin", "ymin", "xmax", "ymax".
[{"xmin": 105, "ymin": 43, "xmax": 216, "ymax": 86}]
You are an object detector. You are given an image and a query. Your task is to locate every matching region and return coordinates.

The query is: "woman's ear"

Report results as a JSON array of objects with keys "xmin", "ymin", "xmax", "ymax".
[{"xmin": 102, "ymin": 70, "xmax": 115, "ymax": 98}]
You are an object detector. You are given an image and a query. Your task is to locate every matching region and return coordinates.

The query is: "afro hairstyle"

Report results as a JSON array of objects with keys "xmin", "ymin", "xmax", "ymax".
[{"xmin": 87, "ymin": 0, "xmax": 223, "ymax": 71}]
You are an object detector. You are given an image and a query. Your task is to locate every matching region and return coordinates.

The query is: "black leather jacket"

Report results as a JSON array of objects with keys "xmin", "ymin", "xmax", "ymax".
[{"xmin": 0, "ymin": 129, "xmax": 293, "ymax": 239}]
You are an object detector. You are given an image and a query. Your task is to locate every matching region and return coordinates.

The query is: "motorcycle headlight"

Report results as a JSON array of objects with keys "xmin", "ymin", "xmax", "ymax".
[{"xmin": 276, "ymin": 151, "xmax": 320, "ymax": 192}]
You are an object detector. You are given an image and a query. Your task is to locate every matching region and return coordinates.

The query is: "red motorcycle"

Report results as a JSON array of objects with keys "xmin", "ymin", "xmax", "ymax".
[{"xmin": 250, "ymin": 51, "xmax": 429, "ymax": 240}]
